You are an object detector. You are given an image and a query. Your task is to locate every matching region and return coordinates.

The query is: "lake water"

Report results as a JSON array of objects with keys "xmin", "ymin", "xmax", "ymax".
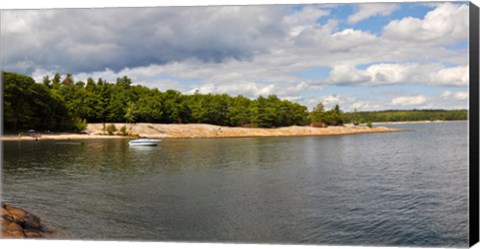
[{"xmin": 1, "ymin": 122, "xmax": 469, "ymax": 246}]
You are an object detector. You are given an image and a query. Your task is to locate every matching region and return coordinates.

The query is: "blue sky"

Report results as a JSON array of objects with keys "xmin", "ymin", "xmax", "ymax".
[
  {"xmin": 316, "ymin": 3, "xmax": 437, "ymax": 34},
  {"xmin": 2, "ymin": 1, "xmax": 470, "ymax": 111}
]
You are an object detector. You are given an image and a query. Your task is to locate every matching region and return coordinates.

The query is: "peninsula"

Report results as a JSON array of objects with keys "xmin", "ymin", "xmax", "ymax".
[{"xmin": 2, "ymin": 123, "xmax": 397, "ymax": 141}]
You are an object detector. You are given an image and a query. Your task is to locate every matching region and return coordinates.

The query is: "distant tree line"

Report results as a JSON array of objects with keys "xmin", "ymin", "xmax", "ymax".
[
  {"xmin": 2, "ymin": 71, "xmax": 468, "ymax": 132},
  {"xmin": 342, "ymin": 109, "xmax": 468, "ymax": 123}
]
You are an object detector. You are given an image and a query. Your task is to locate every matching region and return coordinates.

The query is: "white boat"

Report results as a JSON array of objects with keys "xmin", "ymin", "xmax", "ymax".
[{"xmin": 128, "ymin": 137, "xmax": 161, "ymax": 146}]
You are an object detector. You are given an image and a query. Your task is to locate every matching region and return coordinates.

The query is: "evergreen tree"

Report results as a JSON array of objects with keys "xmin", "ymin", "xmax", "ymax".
[{"xmin": 52, "ymin": 73, "xmax": 61, "ymax": 89}]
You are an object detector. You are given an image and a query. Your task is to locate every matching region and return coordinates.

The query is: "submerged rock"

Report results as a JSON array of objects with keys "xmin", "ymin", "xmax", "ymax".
[{"xmin": 23, "ymin": 214, "xmax": 42, "ymax": 230}]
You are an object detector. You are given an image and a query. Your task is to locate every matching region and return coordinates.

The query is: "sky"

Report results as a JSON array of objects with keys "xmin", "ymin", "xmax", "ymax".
[{"xmin": 1, "ymin": 1, "xmax": 471, "ymax": 111}]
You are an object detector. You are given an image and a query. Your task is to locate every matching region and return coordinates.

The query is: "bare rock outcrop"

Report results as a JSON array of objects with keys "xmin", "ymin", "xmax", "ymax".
[{"xmin": 1, "ymin": 204, "xmax": 51, "ymax": 239}]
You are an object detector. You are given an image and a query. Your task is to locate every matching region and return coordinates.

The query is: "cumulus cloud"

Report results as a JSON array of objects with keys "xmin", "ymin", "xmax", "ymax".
[
  {"xmin": 366, "ymin": 63, "xmax": 417, "ymax": 84},
  {"xmin": 301, "ymin": 94, "xmax": 392, "ymax": 112},
  {"xmin": 325, "ymin": 65, "xmax": 371, "ymax": 85},
  {"xmin": 440, "ymin": 91, "xmax": 468, "ymax": 100},
  {"xmin": 3, "ymin": 6, "xmax": 289, "ymax": 74},
  {"xmin": 301, "ymin": 90, "xmax": 467, "ymax": 112},
  {"xmin": 429, "ymin": 66, "xmax": 469, "ymax": 86},
  {"xmin": 392, "ymin": 95, "xmax": 428, "ymax": 106},
  {"xmin": 283, "ymin": 5, "xmax": 329, "ymax": 28},
  {"xmin": 348, "ymin": 3, "xmax": 399, "ymax": 24},
  {"xmin": 324, "ymin": 62, "xmax": 468, "ymax": 87},
  {"xmin": 383, "ymin": 2, "xmax": 468, "ymax": 44},
  {"xmin": 3, "ymin": 2, "xmax": 471, "ymax": 111},
  {"xmin": 187, "ymin": 82, "xmax": 276, "ymax": 97}
]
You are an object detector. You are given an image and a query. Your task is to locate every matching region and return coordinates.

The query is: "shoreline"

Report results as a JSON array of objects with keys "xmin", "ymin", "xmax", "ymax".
[{"xmin": 1, "ymin": 123, "xmax": 399, "ymax": 141}]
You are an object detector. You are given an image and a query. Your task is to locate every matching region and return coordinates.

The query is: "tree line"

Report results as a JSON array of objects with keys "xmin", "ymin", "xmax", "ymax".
[
  {"xmin": 3, "ymin": 71, "xmax": 314, "ymax": 131},
  {"xmin": 342, "ymin": 109, "xmax": 468, "ymax": 123},
  {"xmin": 2, "ymin": 71, "xmax": 467, "ymax": 132}
]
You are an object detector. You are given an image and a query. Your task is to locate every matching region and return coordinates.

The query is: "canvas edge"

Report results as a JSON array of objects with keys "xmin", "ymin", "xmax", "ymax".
[{"xmin": 469, "ymin": 1, "xmax": 480, "ymax": 247}]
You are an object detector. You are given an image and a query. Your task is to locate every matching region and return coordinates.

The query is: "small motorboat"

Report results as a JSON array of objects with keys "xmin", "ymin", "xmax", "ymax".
[{"xmin": 128, "ymin": 137, "xmax": 161, "ymax": 146}]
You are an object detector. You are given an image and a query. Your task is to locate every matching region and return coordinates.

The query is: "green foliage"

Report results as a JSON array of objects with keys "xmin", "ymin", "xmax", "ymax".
[
  {"xmin": 367, "ymin": 121, "xmax": 372, "ymax": 128},
  {"xmin": 310, "ymin": 103, "xmax": 325, "ymax": 123},
  {"xmin": 116, "ymin": 76, "xmax": 132, "ymax": 88},
  {"xmin": 124, "ymin": 101, "xmax": 137, "ymax": 123},
  {"xmin": 2, "ymin": 71, "xmax": 72, "ymax": 131},
  {"xmin": 119, "ymin": 125, "xmax": 129, "ymax": 136},
  {"xmin": 52, "ymin": 73, "xmax": 61, "ymax": 89},
  {"xmin": 42, "ymin": 75, "xmax": 51, "ymax": 87},
  {"xmin": 75, "ymin": 81, "xmax": 85, "ymax": 88},
  {"xmin": 342, "ymin": 109, "xmax": 468, "ymax": 123},
  {"xmin": 228, "ymin": 95, "xmax": 252, "ymax": 126},
  {"xmin": 309, "ymin": 102, "xmax": 343, "ymax": 126},
  {"xmin": 3, "ymin": 71, "xmax": 468, "ymax": 133},
  {"xmin": 106, "ymin": 124, "xmax": 117, "ymax": 135},
  {"xmin": 248, "ymin": 95, "xmax": 308, "ymax": 128},
  {"xmin": 73, "ymin": 118, "xmax": 87, "ymax": 131},
  {"xmin": 4, "ymin": 71, "xmax": 308, "ymax": 130}
]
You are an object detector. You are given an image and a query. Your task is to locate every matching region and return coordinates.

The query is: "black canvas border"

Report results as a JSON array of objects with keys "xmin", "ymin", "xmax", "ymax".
[{"xmin": 470, "ymin": 1, "xmax": 480, "ymax": 247}]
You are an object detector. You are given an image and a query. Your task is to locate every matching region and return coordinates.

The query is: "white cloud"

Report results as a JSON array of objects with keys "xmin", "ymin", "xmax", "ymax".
[
  {"xmin": 383, "ymin": 2, "xmax": 468, "ymax": 44},
  {"xmin": 324, "ymin": 62, "xmax": 468, "ymax": 87},
  {"xmin": 325, "ymin": 65, "xmax": 370, "ymax": 85},
  {"xmin": 391, "ymin": 95, "xmax": 427, "ymax": 106},
  {"xmin": 430, "ymin": 66, "xmax": 469, "ymax": 86},
  {"xmin": 3, "ymin": 6, "xmax": 290, "ymax": 74},
  {"xmin": 348, "ymin": 3, "xmax": 398, "ymax": 24},
  {"xmin": 301, "ymin": 94, "xmax": 389, "ymax": 112},
  {"xmin": 301, "ymin": 89, "xmax": 468, "ymax": 112},
  {"xmin": 366, "ymin": 63, "xmax": 417, "ymax": 84},
  {"xmin": 453, "ymin": 92, "xmax": 468, "ymax": 100},
  {"xmin": 441, "ymin": 91, "xmax": 468, "ymax": 100},
  {"xmin": 441, "ymin": 91, "xmax": 452, "ymax": 98},
  {"xmin": 188, "ymin": 82, "xmax": 275, "ymax": 97},
  {"xmin": 283, "ymin": 6, "xmax": 329, "ymax": 28},
  {"xmin": 6, "ymin": 3, "xmax": 471, "ymax": 111}
]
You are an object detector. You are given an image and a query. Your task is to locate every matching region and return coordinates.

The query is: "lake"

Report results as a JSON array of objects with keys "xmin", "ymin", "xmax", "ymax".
[{"xmin": 1, "ymin": 121, "xmax": 469, "ymax": 246}]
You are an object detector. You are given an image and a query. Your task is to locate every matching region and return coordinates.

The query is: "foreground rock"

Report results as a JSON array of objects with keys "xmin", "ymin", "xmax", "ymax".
[{"xmin": 1, "ymin": 204, "xmax": 49, "ymax": 239}]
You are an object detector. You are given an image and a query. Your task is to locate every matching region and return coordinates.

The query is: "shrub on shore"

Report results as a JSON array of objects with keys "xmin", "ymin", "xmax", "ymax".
[
  {"xmin": 119, "ymin": 125, "xmax": 130, "ymax": 136},
  {"xmin": 106, "ymin": 124, "xmax": 117, "ymax": 135},
  {"xmin": 311, "ymin": 122, "xmax": 328, "ymax": 128}
]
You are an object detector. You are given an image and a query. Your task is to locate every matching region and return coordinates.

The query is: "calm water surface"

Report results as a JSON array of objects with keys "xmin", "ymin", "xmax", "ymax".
[{"xmin": 1, "ymin": 122, "xmax": 469, "ymax": 246}]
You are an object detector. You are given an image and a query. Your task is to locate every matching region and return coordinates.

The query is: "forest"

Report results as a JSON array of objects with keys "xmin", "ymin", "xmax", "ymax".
[
  {"xmin": 342, "ymin": 109, "xmax": 468, "ymax": 123},
  {"xmin": 1, "ymin": 71, "xmax": 468, "ymax": 132},
  {"xmin": 3, "ymin": 71, "xmax": 311, "ymax": 131}
]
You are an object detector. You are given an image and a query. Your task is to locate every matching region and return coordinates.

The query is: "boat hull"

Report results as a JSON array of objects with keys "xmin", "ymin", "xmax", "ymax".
[{"xmin": 128, "ymin": 139, "xmax": 161, "ymax": 146}]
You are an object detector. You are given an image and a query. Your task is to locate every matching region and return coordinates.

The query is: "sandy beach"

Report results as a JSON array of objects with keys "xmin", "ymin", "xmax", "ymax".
[{"xmin": 1, "ymin": 123, "xmax": 398, "ymax": 141}]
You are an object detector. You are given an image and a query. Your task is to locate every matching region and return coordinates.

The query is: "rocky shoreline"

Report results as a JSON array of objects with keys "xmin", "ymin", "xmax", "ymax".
[
  {"xmin": 1, "ymin": 204, "xmax": 50, "ymax": 239},
  {"xmin": 1, "ymin": 123, "xmax": 398, "ymax": 141}
]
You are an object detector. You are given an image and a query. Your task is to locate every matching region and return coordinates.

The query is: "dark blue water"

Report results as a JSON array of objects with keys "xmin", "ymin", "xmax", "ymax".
[{"xmin": 1, "ymin": 122, "xmax": 469, "ymax": 246}]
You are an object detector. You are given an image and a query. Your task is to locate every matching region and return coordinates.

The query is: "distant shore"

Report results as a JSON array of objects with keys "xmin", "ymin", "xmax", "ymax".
[
  {"xmin": 372, "ymin": 120, "xmax": 466, "ymax": 125},
  {"xmin": 1, "ymin": 123, "xmax": 398, "ymax": 141}
]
